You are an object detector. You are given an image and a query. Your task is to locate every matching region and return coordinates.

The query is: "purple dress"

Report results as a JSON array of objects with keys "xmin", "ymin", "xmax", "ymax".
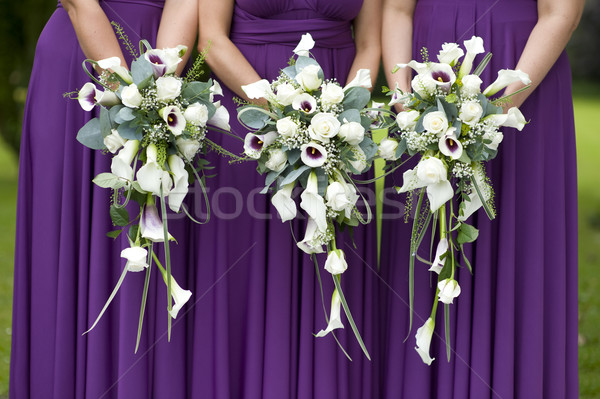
[
  {"xmin": 11, "ymin": 1, "xmax": 199, "ymax": 398},
  {"xmin": 380, "ymin": 0, "xmax": 579, "ymax": 397},
  {"xmin": 188, "ymin": 1, "xmax": 381, "ymax": 398}
]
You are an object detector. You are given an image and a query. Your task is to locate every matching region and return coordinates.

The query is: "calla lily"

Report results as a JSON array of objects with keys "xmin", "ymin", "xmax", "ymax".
[
  {"xmin": 458, "ymin": 163, "xmax": 491, "ymax": 221},
  {"xmin": 415, "ymin": 317, "xmax": 435, "ymax": 365},
  {"xmin": 297, "ymin": 217, "xmax": 325, "ymax": 254},
  {"xmin": 241, "ymin": 79, "xmax": 273, "ymax": 100},
  {"xmin": 159, "ymin": 105, "xmax": 186, "ymax": 136},
  {"xmin": 140, "ymin": 199, "xmax": 171, "ymax": 242},
  {"xmin": 394, "ymin": 60, "xmax": 429, "ymax": 75},
  {"xmin": 427, "ymin": 63, "xmax": 456, "ymax": 93},
  {"xmin": 483, "ymin": 69, "xmax": 531, "ymax": 97},
  {"xmin": 485, "ymin": 107, "xmax": 527, "ymax": 130},
  {"xmin": 110, "ymin": 139, "xmax": 139, "ymax": 181},
  {"xmin": 158, "ymin": 269, "xmax": 192, "ymax": 319},
  {"xmin": 271, "ymin": 183, "xmax": 297, "ymax": 222},
  {"xmin": 136, "ymin": 144, "xmax": 173, "ymax": 196},
  {"xmin": 429, "ymin": 238, "xmax": 448, "ymax": 274},
  {"xmin": 458, "ymin": 36, "xmax": 485, "ymax": 79},
  {"xmin": 397, "ymin": 157, "xmax": 454, "ymax": 212},
  {"xmin": 243, "ymin": 131, "xmax": 278, "ymax": 158},
  {"xmin": 438, "ymin": 278, "xmax": 461, "ymax": 304},
  {"xmin": 438, "ymin": 128, "xmax": 463, "ymax": 160},
  {"xmin": 167, "ymin": 155, "xmax": 189, "ymax": 212},
  {"xmin": 367, "ymin": 100, "xmax": 385, "ymax": 128},
  {"xmin": 96, "ymin": 56, "xmax": 133, "ymax": 84},
  {"xmin": 292, "ymin": 93, "xmax": 317, "ymax": 114},
  {"xmin": 208, "ymin": 101, "xmax": 231, "ymax": 131},
  {"xmin": 324, "ymin": 249, "xmax": 348, "ymax": 275},
  {"xmin": 293, "ymin": 32, "xmax": 315, "ymax": 56},
  {"xmin": 121, "ymin": 246, "xmax": 148, "ymax": 272},
  {"xmin": 300, "ymin": 171, "xmax": 327, "ymax": 233},
  {"xmin": 77, "ymin": 82, "xmax": 98, "ymax": 111},
  {"xmin": 144, "ymin": 46, "xmax": 185, "ymax": 77},
  {"xmin": 344, "ymin": 69, "xmax": 372, "ymax": 90},
  {"xmin": 315, "ymin": 289, "xmax": 344, "ymax": 337},
  {"xmin": 300, "ymin": 142, "xmax": 328, "ymax": 168}
]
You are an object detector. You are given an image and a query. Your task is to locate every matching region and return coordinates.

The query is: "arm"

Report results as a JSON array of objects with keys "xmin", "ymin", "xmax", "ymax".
[
  {"xmin": 502, "ymin": 0, "xmax": 584, "ymax": 107},
  {"xmin": 346, "ymin": 0, "xmax": 382, "ymax": 88},
  {"xmin": 156, "ymin": 0, "xmax": 199, "ymax": 75},
  {"xmin": 381, "ymin": 0, "xmax": 415, "ymax": 93},
  {"xmin": 197, "ymin": 0, "xmax": 264, "ymax": 102},
  {"xmin": 61, "ymin": 0, "xmax": 127, "ymax": 65}
]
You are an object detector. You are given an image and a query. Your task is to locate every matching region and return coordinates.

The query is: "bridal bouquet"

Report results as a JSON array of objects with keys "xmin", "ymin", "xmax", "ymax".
[
  {"xmin": 237, "ymin": 33, "xmax": 378, "ymax": 359},
  {"xmin": 382, "ymin": 36, "xmax": 530, "ymax": 364},
  {"xmin": 74, "ymin": 41, "xmax": 230, "ymax": 349}
]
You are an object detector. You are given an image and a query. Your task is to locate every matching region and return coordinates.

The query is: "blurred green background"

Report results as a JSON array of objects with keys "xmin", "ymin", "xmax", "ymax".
[{"xmin": 0, "ymin": 0, "xmax": 599, "ymax": 397}]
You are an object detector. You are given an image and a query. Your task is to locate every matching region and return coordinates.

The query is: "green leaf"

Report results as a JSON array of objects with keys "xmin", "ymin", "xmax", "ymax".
[
  {"xmin": 332, "ymin": 275, "xmax": 371, "ymax": 360},
  {"xmin": 342, "ymin": 87, "xmax": 371, "ymax": 110},
  {"xmin": 338, "ymin": 109, "xmax": 361, "ymax": 123},
  {"xmin": 106, "ymin": 229, "xmax": 123, "ymax": 239},
  {"xmin": 280, "ymin": 165, "xmax": 310, "ymax": 186},
  {"xmin": 295, "ymin": 56, "xmax": 320, "ymax": 74},
  {"xmin": 83, "ymin": 265, "xmax": 128, "ymax": 335},
  {"xmin": 110, "ymin": 205, "xmax": 130, "ymax": 226},
  {"xmin": 395, "ymin": 138, "xmax": 408, "ymax": 159},
  {"xmin": 76, "ymin": 118, "xmax": 105, "ymax": 150},
  {"xmin": 93, "ymin": 173, "xmax": 127, "ymax": 189},
  {"xmin": 117, "ymin": 122, "xmax": 142, "ymax": 141},
  {"xmin": 135, "ymin": 245, "xmax": 153, "ymax": 353},
  {"xmin": 287, "ymin": 149, "xmax": 301, "ymax": 165},
  {"xmin": 130, "ymin": 57, "xmax": 154, "ymax": 89},
  {"xmin": 237, "ymin": 106, "xmax": 271, "ymax": 129},
  {"xmin": 117, "ymin": 106, "xmax": 136, "ymax": 122},
  {"xmin": 457, "ymin": 222, "xmax": 479, "ymax": 244}
]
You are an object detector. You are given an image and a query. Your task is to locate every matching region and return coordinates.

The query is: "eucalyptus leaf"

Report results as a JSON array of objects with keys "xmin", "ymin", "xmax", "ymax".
[
  {"xmin": 295, "ymin": 56, "xmax": 320, "ymax": 73},
  {"xmin": 282, "ymin": 65, "xmax": 297, "ymax": 79},
  {"xmin": 93, "ymin": 173, "xmax": 127, "ymax": 189},
  {"xmin": 109, "ymin": 105, "xmax": 124, "ymax": 126},
  {"xmin": 117, "ymin": 122, "xmax": 142, "ymax": 141},
  {"xmin": 359, "ymin": 137, "xmax": 378, "ymax": 160},
  {"xmin": 118, "ymin": 106, "xmax": 136, "ymax": 122},
  {"xmin": 182, "ymin": 81, "xmax": 212, "ymax": 102},
  {"xmin": 280, "ymin": 165, "xmax": 310, "ymax": 186},
  {"xmin": 130, "ymin": 57, "xmax": 154, "ymax": 89},
  {"xmin": 77, "ymin": 118, "xmax": 105, "ymax": 150},
  {"xmin": 395, "ymin": 138, "xmax": 408, "ymax": 159},
  {"xmin": 287, "ymin": 149, "xmax": 301, "ymax": 165},
  {"xmin": 238, "ymin": 106, "xmax": 271, "ymax": 129},
  {"xmin": 338, "ymin": 109, "xmax": 361, "ymax": 124},
  {"xmin": 342, "ymin": 87, "xmax": 370, "ymax": 110}
]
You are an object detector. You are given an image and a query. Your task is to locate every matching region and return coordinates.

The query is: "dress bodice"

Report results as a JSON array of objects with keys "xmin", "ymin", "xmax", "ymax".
[{"xmin": 235, "ymin": 0, "xmax": 363, "ymax": 22}]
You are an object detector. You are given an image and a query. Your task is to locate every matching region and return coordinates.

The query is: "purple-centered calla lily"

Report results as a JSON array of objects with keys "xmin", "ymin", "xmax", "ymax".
[
  {"xmin": 159, "ymin": 105, "xmax": 186, "ymax": 136},
  {"xmin": 140, "ymin": 198, "xmax": 171, "ymax": 242},
  {"xmin": 300, "ymin": 142, "xmax": 327, "ymax": 168},
  {"xmin": 438, "ymin": 127, "xmax": 464, "ymax": 159},
  {"xmin": 428, "ymin": 63, "xmax": 456, "ymax": 94},
  {"xmin": 243, "ymin": 131, "xmax": 277, "ymax": 159},
  {"xmin": 292, "ymin": 93, "xmax": 317, "ymax": 114}
]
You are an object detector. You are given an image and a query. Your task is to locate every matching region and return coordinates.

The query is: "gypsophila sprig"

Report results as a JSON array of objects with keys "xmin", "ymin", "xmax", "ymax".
[
  {"xmin": 381, "ymin": 36, "xmax": 531, "ymax": 365},
  {"xmin": 237, "ymin": 33, "xmax": 379, "ymax": 360},
  {"xmin": 73, "ymin": 40, "xmax": 232, "ymax": 351}
]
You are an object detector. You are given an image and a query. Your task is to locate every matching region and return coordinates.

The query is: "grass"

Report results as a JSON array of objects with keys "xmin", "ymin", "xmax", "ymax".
[
  {"xmin": 0, "ymin": 83, "xmax": 597, "ymax": 397},
  {"xmin": 573, "ymin": 80, "xmax": 600, "ymax": 399}
]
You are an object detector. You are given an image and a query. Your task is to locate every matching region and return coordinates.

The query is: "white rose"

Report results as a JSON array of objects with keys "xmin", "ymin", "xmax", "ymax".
[
  {"xmin": 265, "ymin": 148, "xmax": 288, "ymax": 172},
  {"xmin": 482, "ymin": 129, "xmax": 504, "ymax": 151},
  {"xmin": 326, "ymin": 181, "xmax": 350, "ymax": 212},
  {"xmin": 396, "ymin": 110, "xmax": 420, "ymax": 131},
  {"xmin": 378, "ymin": 137, "xmax": 399, "ymax": 161},
  {"xmin": 338, "ymin": 121, "xmax": 365, "ymax": 146},
  {"xmin": 459, "ymin": 101, "xmax": 484, "ymax": 126},
  {"xmin": 461, "ymin": 75, "xmax": 483, "ymax": 97},
  {"xmin": 324, "ymin": 249, "xmax": 348, "ymax": 275},
  {"xmin": 422, "ymin": 111, "xmax": 449, "ymax": 135},
  {"xmin": 295, "ymin": 64, "xmax": 322, "ymax": 92},
  {"xmin": 437, "ymin": 42, "xmax": 464, "ymax": 66},
  {"xmin": 276, "ymin": 117, "xmax": 299, "ymax": 137},
  {"xmin": 411, "ymin": 74, "xmax": 436, "ymax": 98},
  {"xmin": 308, "ymin": 112, "xmax": 340, "ymax": 143},
  {"xmin": 104, "ymin": 129, "xmax": 127, "ymax": 154},
  {"xmin": 320, "ymin": 82, "xmax": 344, "ymax": 104},
  {"xmin": 183, "ymin": 102, "xmax": 209, "ymax": 126},
  {"xmin": 176, "ymin": 137, "xmax": 201, "ymax": 161},
  {"xmin": 156, "ymin": 76, "xmax": 182, "ymax": 101},
  {"xmin": 275, "ymin": 83, "xmax": 303, "ymax": 106},
  {"xmin": 121, "ymin": 83, "xmax": 142, "ymax": 108},
  {"xmin": 416, "ymin": 157, "xmax": 447, "ymax": 185}
]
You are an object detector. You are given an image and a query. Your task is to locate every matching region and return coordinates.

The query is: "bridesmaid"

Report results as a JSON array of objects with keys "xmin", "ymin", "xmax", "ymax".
[
  {"xmin": 11, "ymin": 0, "xmax": 197, "ymax": 398},
  {"xmin": 380, "ymin": 0, "xmax": 582, "ymax": 398},
  {"xmin": 193, "ymin": 0, "xmax": 382, "ymax": 398}
]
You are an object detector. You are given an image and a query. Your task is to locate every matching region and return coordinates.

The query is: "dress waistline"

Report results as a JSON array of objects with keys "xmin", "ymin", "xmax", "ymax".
[
  {"xmin": 229, "ymin": 8, "xmax": 354, "ymax": 48},
  {"xmin": 57, "ymin": 0, "xmax": 165, "ymax": 8}
]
